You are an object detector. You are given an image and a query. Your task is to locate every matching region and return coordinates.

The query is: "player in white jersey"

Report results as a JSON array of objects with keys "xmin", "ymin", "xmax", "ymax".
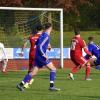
[{"xmin": 0, "ymin": 42, "xmax": 8, "ymax": 73}]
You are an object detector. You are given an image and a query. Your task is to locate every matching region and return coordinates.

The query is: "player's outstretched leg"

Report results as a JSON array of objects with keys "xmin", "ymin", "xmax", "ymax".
[
  {"xmin": 47, "ymin": 62, "xmax": 60, "ymax": 91},
  {"xmin": 68, "ymin": 66, "xmax": 80, "ymax": 80},
  {"xmin": 16, "ymin": 67, "xmax": 38, "ymax": 91},
  {"xmin": 16, "ymin": 73, "xmax": 33, "ymax": 91}
]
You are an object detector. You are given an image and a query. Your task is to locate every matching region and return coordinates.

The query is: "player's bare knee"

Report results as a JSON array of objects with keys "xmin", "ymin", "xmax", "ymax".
[
  {"xmin": 50, "ymin": 64, "xmax": 56, "ymax": 71},
  {"xmin": 47, "ymin": 62, "xmax": 56, "ymax": 71}
]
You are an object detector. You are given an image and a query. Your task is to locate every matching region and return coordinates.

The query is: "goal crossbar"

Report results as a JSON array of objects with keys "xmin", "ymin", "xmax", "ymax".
[{"xmin": 0, "ymin": 7, "xmax": 63, "ymax": 11}]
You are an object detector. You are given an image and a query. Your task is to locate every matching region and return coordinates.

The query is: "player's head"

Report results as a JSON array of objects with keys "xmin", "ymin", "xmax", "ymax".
[
  {"xmin": 32, "ymin": 24, "xmax": 43, "ymax": 34},
  {"xmin": 74, "ymin": 28, "xmax": 80, "ymax": 35},
  {"xmin": 44, "ymin": 23, "xmax": 52, "ymax": 35},
  {"xmin": 88, "ymin": 36, "xmax": 94, "ymax": 42},
  {"xmin": 36, "ymin": 24, "xmax": 43, "ymax": 32}
]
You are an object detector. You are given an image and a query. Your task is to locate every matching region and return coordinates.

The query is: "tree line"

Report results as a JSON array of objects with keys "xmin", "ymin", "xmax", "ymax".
[{"xmin": 0, "ymin": 0, "xmax": 100, "ymax": 30}]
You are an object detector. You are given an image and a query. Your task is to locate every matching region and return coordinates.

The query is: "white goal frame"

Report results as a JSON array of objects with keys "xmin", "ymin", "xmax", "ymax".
[{"xmin": 0, "ymin": 7, "xmax": 64, "ymax": 68}]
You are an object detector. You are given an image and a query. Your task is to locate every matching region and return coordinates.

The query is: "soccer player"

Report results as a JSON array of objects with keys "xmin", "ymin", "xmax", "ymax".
[
  {"xmin": 21, "ymin": 25, "xmax": 43, "ymax": 73},
  {"xmin": 20, "ymin": 25, "xmax": 43, "ymax": 88},
  {"xmin": 86, "ymin": 37, "xmax": 100, "ymax": 69},
  {"xmin": 0, "ymin": 42, "xmax": 8, "ymax": 73},
  {"xmin": 17, "ymin": 23, "xmax": 60, "ymax": 91},
  {"xmin": 69, "ymin": 28, "xmax": 92, "ymax": 80}
]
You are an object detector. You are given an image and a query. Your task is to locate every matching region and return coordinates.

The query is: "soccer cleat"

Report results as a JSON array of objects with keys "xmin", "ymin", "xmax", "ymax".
[
  {"xmin": 86, "ymin": 78, "xmax": 92, "ymax": 81},
  {"xmin": 1, "ymin": 70, "xmax": 7, "ymax": 74},
  {"xmin": 49, "ymin": 87, "xmax": 61, "ymax": 91},
  {"xmin": 16, "ymin": 84, "xmax": 24, "ymax": 92},
  {"xmin": 24, "ymin": 83, "xmax": 30, "ymax": 89},
  {"xmin": 28, "ymin": 79, "xmax": 34, "ymax": 85},
  {"xmin": 69, "ymin": 73, "xmax": 74, "ymax": 80}
]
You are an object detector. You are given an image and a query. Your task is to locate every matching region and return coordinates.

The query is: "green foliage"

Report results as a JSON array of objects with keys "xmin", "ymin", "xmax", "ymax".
[
  {"xmin": 63, "ymin": 2, "xmax": 100, "ymax": 31},
  {"xmin": 0, "ymin": 31, "xmax": 100, "ymax": 47},
  {"xmin": 47, "ymin": 31, "xmax": 100, "ymax": 47},
  {"xmin": 1, "ymin": 0, "xmax": 100, "ymax": 31}
]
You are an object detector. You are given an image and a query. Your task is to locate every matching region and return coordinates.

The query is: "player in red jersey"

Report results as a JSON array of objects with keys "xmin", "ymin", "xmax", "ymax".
[
  {"xmin": 21, "ymin": 25, "xmax": 43, "ymax": 73},
  {"xmin": 68, "ymin": 28, "xmax": 92, "ymax": 80},
  {"xmin": 20, "ymin": 25, "xmax": 43, "ymax": 88}
]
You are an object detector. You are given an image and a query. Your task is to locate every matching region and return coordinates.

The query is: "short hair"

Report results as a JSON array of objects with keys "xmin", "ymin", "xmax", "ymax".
[
  {"xmin": 32, "ymin": 24, "xmax": 43, "ymax": 34},
  {"xmin": 44, "ymin": 23, "xmax": 52, "ymax": 30},
  {"xmin": 36, "ymin": 24, "xmax": 43, "ymax": 31},
  {"xmin": 88, "ymin": 36, "xmax": 94, "ymax": 41},
  {"xmin": 74, "ymin": 28, "xmax": 80, "ymax": 35}
]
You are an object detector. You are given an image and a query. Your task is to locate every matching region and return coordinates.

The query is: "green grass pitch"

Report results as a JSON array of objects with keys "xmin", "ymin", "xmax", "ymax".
[{"xmin": 0, "ymin": 69, "xmax": 100, "ymax": 100}]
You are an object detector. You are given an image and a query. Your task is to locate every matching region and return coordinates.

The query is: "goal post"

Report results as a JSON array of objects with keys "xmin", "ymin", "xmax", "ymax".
[{"xmin": 0, "ymin": 7, "xmax": 63, "ymax": 68}]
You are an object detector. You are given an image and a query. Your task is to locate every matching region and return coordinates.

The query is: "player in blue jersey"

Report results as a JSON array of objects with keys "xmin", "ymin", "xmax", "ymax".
[
  {"xmin": 16, "ymin": 23, "xmax": 60, "ymax": 91},
  {"xmin": 85, "ymin": 37, "xmax": 100, "ymax": 69}
]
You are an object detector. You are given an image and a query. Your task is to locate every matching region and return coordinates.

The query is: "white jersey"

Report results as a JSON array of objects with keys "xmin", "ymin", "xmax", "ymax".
[{"xmin": 0, "ymin": 42, "xmax": 8, "ymax": 61}]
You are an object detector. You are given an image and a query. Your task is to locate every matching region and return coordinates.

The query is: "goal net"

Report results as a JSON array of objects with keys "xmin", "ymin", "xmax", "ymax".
[{"xmin": 0, "ymin": 7, "xmax": 63, "ymax": 70}]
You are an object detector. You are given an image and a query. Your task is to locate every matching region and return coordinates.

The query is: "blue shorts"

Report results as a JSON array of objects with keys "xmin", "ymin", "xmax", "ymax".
[
  {"xmin": 94, "ymin": 58, "xmax": 100, "ymax": 66},
  {"xmin": 34, "ymin": 55, "xmax": 51, "ymax": 68}
]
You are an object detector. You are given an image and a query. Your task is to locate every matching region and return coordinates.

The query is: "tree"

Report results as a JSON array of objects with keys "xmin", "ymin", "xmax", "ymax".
[
  {"xmin": 0, "ymin": 0, "xmax": 100, "ymax": 30},
  {"xmin": 0, "ymin": 0, "xmax": 23, "ymax": 6}
]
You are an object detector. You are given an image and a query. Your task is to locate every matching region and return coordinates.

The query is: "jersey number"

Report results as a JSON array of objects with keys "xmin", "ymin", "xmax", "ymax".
[{"xmin": 71, "ymin": 42, "xmax": 76, "ymax": 50}]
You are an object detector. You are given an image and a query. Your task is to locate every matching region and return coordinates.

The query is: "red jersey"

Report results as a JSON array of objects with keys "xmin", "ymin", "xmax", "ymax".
[
  {"xmin": 70, "ymin": 36, "xmax": 86, "ymax": 56},
  {"xmin": 29, "ymin": 33, "xmax": 41, "ymax": 52},
  {"xmin": 26, "ymin": 33, "xmax": 41, "ymax": 73}
]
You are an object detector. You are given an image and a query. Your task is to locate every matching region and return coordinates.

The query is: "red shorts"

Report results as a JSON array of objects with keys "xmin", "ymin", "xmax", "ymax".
[{"xmin": 71, "ymin": 54, "xmax": 87, "ymax": 66}]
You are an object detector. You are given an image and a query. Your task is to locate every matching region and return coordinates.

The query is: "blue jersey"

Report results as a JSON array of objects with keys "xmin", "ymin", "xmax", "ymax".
[
  {"xmin": 36, "ymin": 32, "xmax": 50, "ymax": 56},
  {"xmin": 88, "ymin": 42, "xmax": 100, "ymax": 58},
  {"xmin": 34, "ymin": 32, "xmax": 51, "ymax": 67}
]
